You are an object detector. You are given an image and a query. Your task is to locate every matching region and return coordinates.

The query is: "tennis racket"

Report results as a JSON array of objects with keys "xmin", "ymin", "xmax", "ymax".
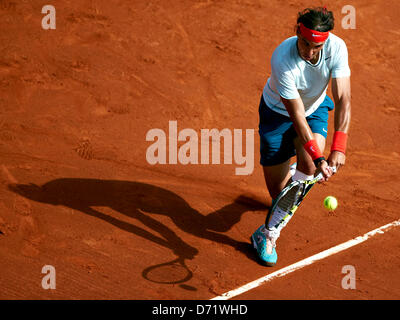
[{"xmin": 266, "ymin": 166, "xmax": 337, "ymax": 230}]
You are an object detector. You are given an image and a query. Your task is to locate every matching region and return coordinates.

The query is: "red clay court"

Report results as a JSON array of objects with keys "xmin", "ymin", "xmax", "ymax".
[{"xmin": 0, "ymin": 0, "xmax": 399, "ymax": 300}]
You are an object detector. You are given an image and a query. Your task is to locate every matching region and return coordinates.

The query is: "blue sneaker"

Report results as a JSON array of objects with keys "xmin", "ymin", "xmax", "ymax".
[{"xmin": 251, "ymin": 224, "xmax": 278, "ymax": 266}]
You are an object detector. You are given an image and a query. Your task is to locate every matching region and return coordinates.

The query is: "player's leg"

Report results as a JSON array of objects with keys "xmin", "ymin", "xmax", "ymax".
[
  {"xmin": 253, "ymin": 96, "xmax": 296, "ymax": 266},
  {"xmin": 258, "ymin": 95, "xmax": 296, "ymax": 200},
  {"xmin": 252, "ymin": 161, "xmax": 293, "ymax": 266},
  {"xmin": 262, "ymin": 160, "xmax": 292, "ymax": 200}
]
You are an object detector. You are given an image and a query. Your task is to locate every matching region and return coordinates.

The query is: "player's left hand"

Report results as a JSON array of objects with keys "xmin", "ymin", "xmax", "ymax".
[{"xmin": 327, "ymin": 151, "xmax": 346, "ymax": 172}]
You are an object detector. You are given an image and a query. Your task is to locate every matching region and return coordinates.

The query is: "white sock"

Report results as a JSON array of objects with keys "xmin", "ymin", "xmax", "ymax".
[
  {"xmin": 289, "ymin": 162, "xmax": 297, "ymax": 176},
  {"xmin": 267, "ymin": 207, "xmax": 288, "ymax": 230},
  {"xmin": 292, "ymin": 169, "xmax": 314, "ymax": 181}
]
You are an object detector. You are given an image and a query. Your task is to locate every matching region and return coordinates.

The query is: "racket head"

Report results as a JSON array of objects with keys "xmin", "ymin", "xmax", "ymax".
[
  {"xmin": 267, "ymin": 178, "xmax": 318, "ymax": 228},
  {"xmin": 266, "ymin": 166, "xmax": 336, "ymax": 228},
  {"xmin": 272, "ymin": 180, "xmax": 308, "ymax": 213}
]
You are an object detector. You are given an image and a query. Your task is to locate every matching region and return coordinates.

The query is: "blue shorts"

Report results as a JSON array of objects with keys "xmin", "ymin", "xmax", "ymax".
[{"xmin": 258, "ymin": 95, "xmax": 334, "ymax": 166}]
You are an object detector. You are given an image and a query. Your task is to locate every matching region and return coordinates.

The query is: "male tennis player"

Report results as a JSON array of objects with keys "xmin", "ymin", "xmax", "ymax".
[{"xmin": 252, "ymin": 7, "xmax": 351, "ymax": 266}]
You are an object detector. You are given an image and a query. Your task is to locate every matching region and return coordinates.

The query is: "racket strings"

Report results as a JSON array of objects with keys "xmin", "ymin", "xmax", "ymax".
[
  {"xmin": 266, "ymin": 177, "xmax": 320, "ymax": 237},
  {"xmin": 276, "ymin": 184, "xmax": 305, "ymax": 212}
]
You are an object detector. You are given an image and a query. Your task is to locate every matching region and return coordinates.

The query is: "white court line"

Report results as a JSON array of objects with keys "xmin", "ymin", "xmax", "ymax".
[{"xmin": 211, "ymin": 219, "xmax": 400, "ymax": 300}]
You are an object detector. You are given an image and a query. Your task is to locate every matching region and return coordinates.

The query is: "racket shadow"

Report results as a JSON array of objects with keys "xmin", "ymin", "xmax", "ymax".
[{"xmin": 8, "ymin": 179, "xmax": 267, "ymax": 286}]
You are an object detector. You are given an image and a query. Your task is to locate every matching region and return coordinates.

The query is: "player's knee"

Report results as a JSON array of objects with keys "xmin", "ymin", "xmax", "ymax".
[
  {"xmin": 270, "ymin": 189, "xmax": 281, "ymax": 200},
  {"xmin": 269, "ymin": 182, "xmax": 287, "ymax": 199},
  {"xmin": 296, "ymin": 161, "xmax": 315, "ymax": 176}
]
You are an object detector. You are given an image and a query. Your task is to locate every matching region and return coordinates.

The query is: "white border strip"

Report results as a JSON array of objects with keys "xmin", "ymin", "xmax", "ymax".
[{"xmin": 211, "ymin": 219, "xmax": 400, "ymax": 300}]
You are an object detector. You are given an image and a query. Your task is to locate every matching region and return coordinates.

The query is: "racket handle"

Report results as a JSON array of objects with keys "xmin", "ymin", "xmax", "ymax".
[{"xmin": 315, "ymin": 166, "xmax": 337, "ymax": 181}]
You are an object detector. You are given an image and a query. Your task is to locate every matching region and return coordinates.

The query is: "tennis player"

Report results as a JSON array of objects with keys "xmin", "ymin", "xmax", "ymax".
[{"xmin": 252, "ymin": 7, "xmax": 351, "ymax": 266}]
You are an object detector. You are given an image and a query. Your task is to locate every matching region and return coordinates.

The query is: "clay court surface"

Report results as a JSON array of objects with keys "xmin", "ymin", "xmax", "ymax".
[{"xmin": 0, "ymin": 0, "xmax": 400, "ymax": 300}]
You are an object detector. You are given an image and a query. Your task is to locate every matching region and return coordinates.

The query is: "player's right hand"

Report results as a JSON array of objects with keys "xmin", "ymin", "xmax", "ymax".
[{"xmin": 317, "ymin": 160, "xmax": 333, "ymax": 182}]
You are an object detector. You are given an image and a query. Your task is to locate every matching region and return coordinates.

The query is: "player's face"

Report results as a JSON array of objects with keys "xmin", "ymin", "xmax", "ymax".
[{"xmin": 296, "ymin": 33, "xmax": 325, "ymax": 62}]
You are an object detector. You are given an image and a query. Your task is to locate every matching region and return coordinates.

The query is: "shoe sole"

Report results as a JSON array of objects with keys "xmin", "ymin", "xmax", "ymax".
[{"xmin": 250, "ymin": 235, "xmax": 276, "ymax": 267}]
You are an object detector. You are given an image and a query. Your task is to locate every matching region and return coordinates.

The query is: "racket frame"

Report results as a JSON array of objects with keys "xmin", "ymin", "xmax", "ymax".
[{"xmin": 266, "ymin": 167, "xmax": 336, "ymax": 229}]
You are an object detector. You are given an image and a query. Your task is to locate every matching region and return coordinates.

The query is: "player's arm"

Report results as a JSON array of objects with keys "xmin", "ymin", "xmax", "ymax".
[
  {"xmin": 281, "ymin": 97, "xmax": 313, "ymax": 143},
  {"xmin": 328, "ymin": 76, "xmax": 351, "ymax": 170},
  {"xmin": 281, "ymin": 97, "xmax": 331, "ymax": 179}
]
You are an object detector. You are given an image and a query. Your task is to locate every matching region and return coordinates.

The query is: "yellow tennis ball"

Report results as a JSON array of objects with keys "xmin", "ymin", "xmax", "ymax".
[{"xmin": 324, "ymin": 196, "xmax": 338, "ymax": 211}]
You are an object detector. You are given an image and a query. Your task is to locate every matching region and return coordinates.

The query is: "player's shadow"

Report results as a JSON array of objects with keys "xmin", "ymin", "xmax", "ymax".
[{"xmin": 8, "ymin": 179, "xmax": 267, "ymax": 285}]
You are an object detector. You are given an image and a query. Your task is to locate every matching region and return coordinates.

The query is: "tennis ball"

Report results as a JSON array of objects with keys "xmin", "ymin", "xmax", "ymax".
[{"xmin": 324, "ymin": 196, "xmax": 338, "ymax": 211}]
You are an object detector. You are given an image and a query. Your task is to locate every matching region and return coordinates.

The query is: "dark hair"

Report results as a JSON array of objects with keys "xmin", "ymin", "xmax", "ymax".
[{"xmin": 297, "ymin": 7, "xmax": 334, "ymax": 32}]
